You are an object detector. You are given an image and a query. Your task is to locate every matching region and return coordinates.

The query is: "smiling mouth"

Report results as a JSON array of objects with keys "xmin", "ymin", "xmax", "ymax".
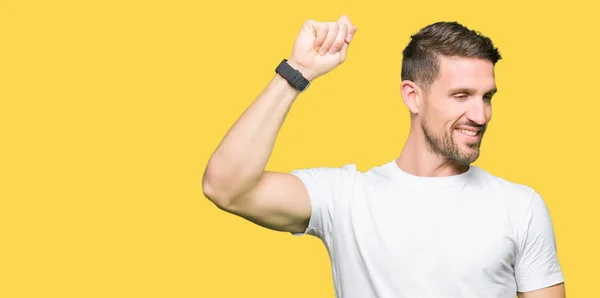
[{"xmin": 456, "ymin": 128, "xmax": 480, "ymax": 136}]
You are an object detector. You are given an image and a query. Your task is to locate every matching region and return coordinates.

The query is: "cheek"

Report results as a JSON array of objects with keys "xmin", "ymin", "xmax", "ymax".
[
  {"xmin": 424, "ymin": 110, "xmax": 456, "ymax": 135},
  {"xmin": 423, "ymin": 96, "xmax": 461, "ymax": 131}
]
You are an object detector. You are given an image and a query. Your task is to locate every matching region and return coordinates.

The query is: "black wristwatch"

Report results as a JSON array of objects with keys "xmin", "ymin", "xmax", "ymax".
[{"xmin": 275, "ymin": 59, "xmax": 310, "ymax": 92}]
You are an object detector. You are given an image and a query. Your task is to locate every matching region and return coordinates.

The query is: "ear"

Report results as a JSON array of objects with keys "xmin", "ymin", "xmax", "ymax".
[{"xmin": 400, "ymin": 80, "xmax": 422, "ymax": 114}]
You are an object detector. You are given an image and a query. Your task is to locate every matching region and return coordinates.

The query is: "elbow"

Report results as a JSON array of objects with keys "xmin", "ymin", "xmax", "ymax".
[
  {"xmin": 202, "ymin": 161, "xmax": 257, "ymax": 212},
  {"xmin": 202, "ymin": 170, "xmax": 235, "ymax": 211},
  {"xmin": 202, "ymin": 173, "xmax": 225, "ymax": 208}
]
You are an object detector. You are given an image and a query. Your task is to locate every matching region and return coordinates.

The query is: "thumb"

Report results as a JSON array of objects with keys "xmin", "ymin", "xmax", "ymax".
[
  {"xmin": 307, "ymin": 21, "xmax": 329, "ymax": 52},
  {"xmin": 301, "ymin": 20, "xmax": 323, "ymax": 52}
]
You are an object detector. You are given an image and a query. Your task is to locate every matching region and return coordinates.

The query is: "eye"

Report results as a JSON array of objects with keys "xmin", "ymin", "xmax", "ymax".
[
  {"xmin": 453, "ymin": 93, "xmax": 468, "ymax": 100},
  {"xmin": 483, "ymin": 95, "xmax": 493, "ymax": 102}
]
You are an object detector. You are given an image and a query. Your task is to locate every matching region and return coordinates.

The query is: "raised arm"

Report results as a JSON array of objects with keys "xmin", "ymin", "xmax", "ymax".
[{"xmin": 202, "ymin": 15, "xmax": 358, "ymax": 233}]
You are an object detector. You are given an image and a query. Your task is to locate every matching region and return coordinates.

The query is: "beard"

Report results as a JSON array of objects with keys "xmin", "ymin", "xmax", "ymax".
[{"xmin": 421, "ymin": 118, "xmax": 485, "ymax": 165}]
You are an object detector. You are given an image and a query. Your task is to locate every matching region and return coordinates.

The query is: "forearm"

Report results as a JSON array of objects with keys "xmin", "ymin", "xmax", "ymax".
[{"xmin": 203, "ymin": 73, "xmax": 300, "ymax": 204}]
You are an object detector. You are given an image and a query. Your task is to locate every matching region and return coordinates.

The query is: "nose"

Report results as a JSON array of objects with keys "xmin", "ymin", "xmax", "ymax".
[{"xmin": 465, "ymin": 98, "xmax": 489, "ymax": 126}]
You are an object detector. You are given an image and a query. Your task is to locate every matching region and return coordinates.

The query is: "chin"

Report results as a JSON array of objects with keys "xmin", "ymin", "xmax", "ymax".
[
  {"xmin": 456, "ymin": 147, "xmax": 480, "ymax": 164},
  {"xmin": 464, "ymin": 152, "xmax": 480, "ymax": 164}
]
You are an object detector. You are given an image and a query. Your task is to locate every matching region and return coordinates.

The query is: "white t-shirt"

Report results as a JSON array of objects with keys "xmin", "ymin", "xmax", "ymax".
[{"xmin": 290, "ymin": 159, "xmax": 564, "ymax": 298}]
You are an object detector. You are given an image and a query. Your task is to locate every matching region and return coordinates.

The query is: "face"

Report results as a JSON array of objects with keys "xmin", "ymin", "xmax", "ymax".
[{"xmin": 419, "ymin": 56, "xmax": 497, "ymax": 165}]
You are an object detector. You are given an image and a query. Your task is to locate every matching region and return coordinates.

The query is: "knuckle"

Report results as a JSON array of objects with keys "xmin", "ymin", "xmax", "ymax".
[
  {"xmin": 341, "ymin": 24, "xmax": 349, "ymax": 34},
  {"xmin": 318, "ymin": 29, "xmax": 328, "ymax": 40},
  {"xmin": 326, "ymin": 32, "xmax": 337, "ymax": 42},
  {"xmin": 303, "ymin": 19, "xmax": 317, "ymax": 29}
]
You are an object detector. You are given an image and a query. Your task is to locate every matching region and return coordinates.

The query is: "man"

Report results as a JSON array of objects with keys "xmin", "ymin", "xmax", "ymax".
[{"xmin": 202, "ymin": 15, "xmax": 566, "ymax": 298}]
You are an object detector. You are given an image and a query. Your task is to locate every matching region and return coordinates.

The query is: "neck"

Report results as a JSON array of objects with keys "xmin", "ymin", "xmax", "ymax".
[{"xmin": 396, "ymin": 130, "xmax": 470, "ymax": 177}]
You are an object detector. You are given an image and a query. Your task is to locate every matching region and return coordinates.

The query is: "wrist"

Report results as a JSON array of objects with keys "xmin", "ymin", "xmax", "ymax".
[
  {"xmin": 286, "ymin": 58, "xmax": 316, "ymax": 82},
  {"xmin": 272, "ymin": 73, "xmax": 302, "ymax": 96}
]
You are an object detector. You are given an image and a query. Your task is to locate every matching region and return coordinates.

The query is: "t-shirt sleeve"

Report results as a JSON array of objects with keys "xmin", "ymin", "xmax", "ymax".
[
  {"xmin": 289, "ymin": 164, "xmax": 357, "ymax": 240},
  {"xmin": 514, "ymin": 191, "xmax": 565, "ymax": 292}
]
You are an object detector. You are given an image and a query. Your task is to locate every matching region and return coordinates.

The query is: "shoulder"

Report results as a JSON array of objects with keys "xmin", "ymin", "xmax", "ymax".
[
  {"xmin": 471, "ymin": 167, "xmax": 557, "ymax": 240},
  {"xmin": 289, "ymin": 163, "xmax": 362, "ymax": 194},
  {"xmin": 290, "ymin": 163, "xmax": 360, "ymax": 180},
  {"xmin": 290, "ymin": 160, "xmax": 397, "ymax": 188},
  {"xmin": 470, "ymin": 166, "xmax": 539, "ymax": 208}
]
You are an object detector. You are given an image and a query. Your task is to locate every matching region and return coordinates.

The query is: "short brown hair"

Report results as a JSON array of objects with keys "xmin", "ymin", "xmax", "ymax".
[{"xmin": 401, "ymin": 21, "xmax": 502, "ymax": 91}]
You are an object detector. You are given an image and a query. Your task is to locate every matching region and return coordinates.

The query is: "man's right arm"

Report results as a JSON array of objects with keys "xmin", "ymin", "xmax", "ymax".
[
  {"xmin": 202, "ymin": 73, "xmax": 312, "ymax": 234},
  {"xmin": 202, "ymin": 15, "xmax": 357, "ymax": 234}
]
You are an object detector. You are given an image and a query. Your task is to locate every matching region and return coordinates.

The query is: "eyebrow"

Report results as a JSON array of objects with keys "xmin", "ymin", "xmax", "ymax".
[{"xmin": 448, "ymin": 88, "xmax": 498, "ymax": 95}]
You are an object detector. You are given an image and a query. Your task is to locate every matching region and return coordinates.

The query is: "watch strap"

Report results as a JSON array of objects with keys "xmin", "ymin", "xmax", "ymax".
[{"xmin": 275, "ymin": 59, "xmax": 310, "ymax": 92}]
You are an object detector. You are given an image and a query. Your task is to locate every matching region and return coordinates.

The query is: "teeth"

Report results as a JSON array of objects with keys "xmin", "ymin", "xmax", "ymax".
[{"xmin": 457, "ymin": 129, "xmax": 478, "ymax": 136}]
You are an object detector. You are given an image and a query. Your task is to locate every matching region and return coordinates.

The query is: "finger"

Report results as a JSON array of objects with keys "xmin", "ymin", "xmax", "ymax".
[
  {"xmin": 337, "ymin": 15, "xmax": 357, "ymax": 43},
  {"xmin": 338, "ymin": 14, "xmax": 351, "ymax": 23},
  {"xmin": 330, "ymin": 23, "xmax": 348, "ymax": 54},
  {"xmin": 346, "ymin": 25, "xmax": 358, "ymax": 43},
  {"xmin": 338, "ymin": 41, "xmax": 349, "ymax": 62},
  {"xmin": 313, "ymin": 23, "xmax": 329, "ymax": 52},
  {"xmin": 318, "ymin": 22, "xmax": 339, "ymax": 56}
]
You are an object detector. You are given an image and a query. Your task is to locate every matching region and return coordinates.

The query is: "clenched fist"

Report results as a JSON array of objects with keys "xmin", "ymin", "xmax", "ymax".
[{"xmin": 287, "ymin": 15, "xmax": 358, "ymax": 82}]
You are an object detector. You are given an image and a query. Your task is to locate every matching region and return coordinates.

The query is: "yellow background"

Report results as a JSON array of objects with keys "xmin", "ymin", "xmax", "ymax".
[{"xmin": 2, "ymin": 0, "xmax": 598, "ymax": 297}]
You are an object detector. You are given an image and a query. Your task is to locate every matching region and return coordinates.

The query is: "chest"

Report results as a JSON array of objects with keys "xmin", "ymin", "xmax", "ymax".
[{"xmin": 332, "ymin": 185, "xmax": 518, "ymax": 279}]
